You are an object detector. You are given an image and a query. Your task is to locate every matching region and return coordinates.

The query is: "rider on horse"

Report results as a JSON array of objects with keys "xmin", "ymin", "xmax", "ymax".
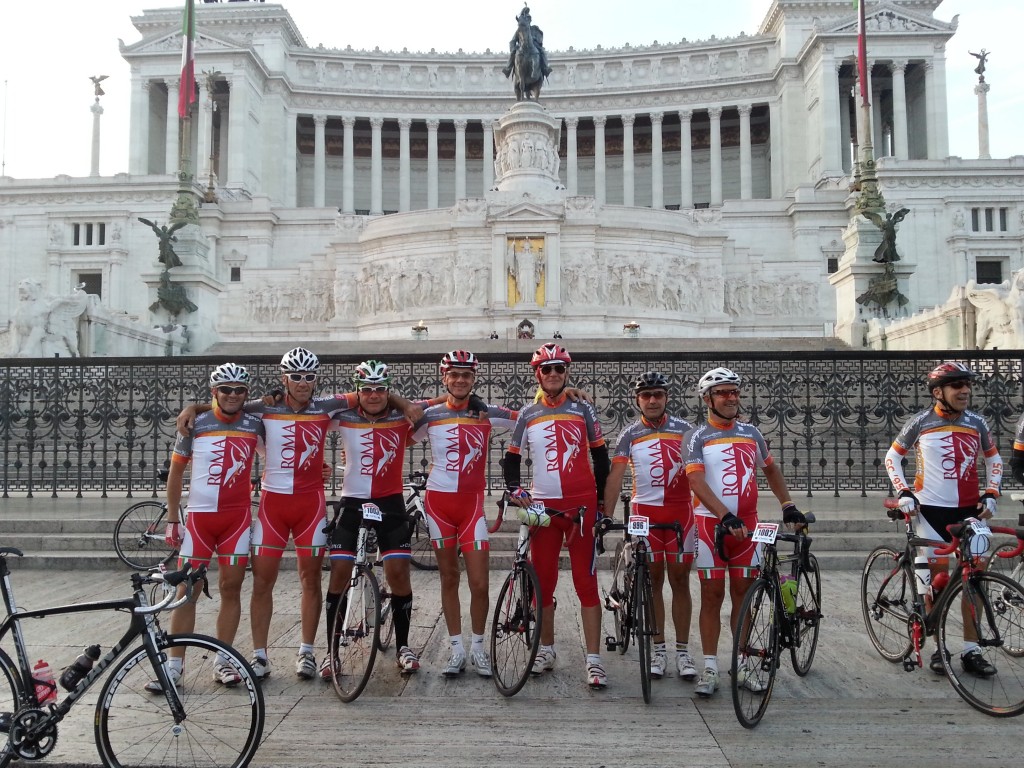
[{"xmin": 502, "ymin": 5, "xmax": 552, "ymax": 79}]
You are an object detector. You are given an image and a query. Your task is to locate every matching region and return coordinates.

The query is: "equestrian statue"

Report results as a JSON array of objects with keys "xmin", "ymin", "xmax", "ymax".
[{"xmin": 502, "ymin": 5, "xmax": 551, "ymax": 101}]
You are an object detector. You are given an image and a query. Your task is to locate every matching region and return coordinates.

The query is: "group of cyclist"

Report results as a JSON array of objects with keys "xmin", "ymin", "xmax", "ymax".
[{"xmin": 161, "ymin": 344, "xmax": 1008, "ymax": 695}]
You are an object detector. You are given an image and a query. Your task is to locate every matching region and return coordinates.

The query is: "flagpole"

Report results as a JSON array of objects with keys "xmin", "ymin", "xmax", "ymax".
[
  {"xmin": 854, "ymin": 0, "xmax": 884, "ymax": 213},
  {"xmin": 171, "ymin": 0, "xmax": 199, "ymax": 223}
]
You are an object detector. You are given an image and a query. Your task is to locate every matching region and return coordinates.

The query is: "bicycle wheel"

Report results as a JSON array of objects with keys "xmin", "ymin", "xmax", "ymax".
[
  {"xmin": 95, "ymin": 633, "xmax": 264, "ymax": 768},
  {"xmin": 790, "ymin": 552, "xmax": 822, "ymax": 676},
  {"xmin": 491, "ymin": 561, "xmax": 542, "ymax": 697},
  {"xmin": 114, "ymin": 501, "xmax": 176, "ymax": 570},
  {"xmin": 938, "ymin": 571, "xmax": 1024, "ymax": 717},
  {"xmin": 408, "ymin": 500, "xmax": 437, "ymax": 571},
  {"xmin": 376, "ymin": 572, "xmax": 395, "ymax": 652},
  {"xmin": 861, "ymin": 546, "xmax": 913, "ymax": 662},
  {"xmin": 0, "ymin": 647, "xmax": 24, "ymax": 737},
  {"xmin": 610, "ymin": 541, "xmax": 631, "ymax": 655},
  {"xmin": 730, "ymin": 579, "xmax": 779, "ymax": 729},
  {"xmin": 988, "ymin": 541, "xmax": 1024, "ymax": 585},
  {"xmin": 330, "ymin": 568, "xmax": 381, "ymax": 702},
  {"xmin": 635, "ymin": 559, "xmax": 654, "ymax": 704}
]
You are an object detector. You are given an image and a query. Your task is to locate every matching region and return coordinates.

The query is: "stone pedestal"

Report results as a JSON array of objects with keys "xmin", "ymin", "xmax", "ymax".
[
  {"xmin": 829, "ymin": 216, "xmax": 914, "ymax": 347},
  {"xmin": 492, "ymin": 102, "xmax": 562, "ymax": 193}
]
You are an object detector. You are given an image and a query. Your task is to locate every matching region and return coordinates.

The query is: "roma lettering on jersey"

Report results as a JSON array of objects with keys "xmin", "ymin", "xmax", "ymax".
[
  {"xmin": 172, "ymin": 409, "xmax": 265, "ymax": 513},
  {"xmin": 613, "ymin": 415, "xmax": 693, "ymax": 507},
  {"xmin": 887, "ymin": 407, "xmax": 1000, "ymax": 507},
  {"xmin": 247, "ymin": 394, "xmax": 352, "ymax": 494},
  {"xmin": 412, "ymin": 402, "xmax": 517, "ymax": 493},
  {"xmin": 507, "ymin": 395, "xmax": 605, "ymax": 499},
  {"xmin": 684, "ymin": 420, "xmax": 771, "ymax": 519},
  {"xmin": 335, "ymin": 407, "xmax": 414, "ymax": 498}
]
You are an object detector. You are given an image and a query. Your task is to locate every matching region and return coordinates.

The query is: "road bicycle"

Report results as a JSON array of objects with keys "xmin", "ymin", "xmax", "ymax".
[
  {"xmin": 487, "ymin": 494, "xmax": 584, "ymax": 697},
  {"xmin": 404, "ymin": 472, "xmax": 437, "ymax": 571},
  {"xmin": 114, "ymin": 469, "xmax": 261, "ymax": 570},
  {"xmin": 0, "ymin": 550, "xmax": 264, "ymax": 768},
  {"xmin": 324, "ymin": 501, "xmax": 388, "ymax": 702},
  {"xmin": 987, "ymin": 494, "xmax": 1024, "ymax": 586},
  {"xmin": 365, "ymin": 529, "xmax": 396, "ymax": 652},
  {"xmin": 596, "ymin": 514, "xmax": 684, "ymax": 704},
  {"xmin": 721, "ymin": 512, "xmax": 821, "ymax": 728},
  {"xmin": 861, "ymin": 499, "xmax": 1024, "ymax": 717}
]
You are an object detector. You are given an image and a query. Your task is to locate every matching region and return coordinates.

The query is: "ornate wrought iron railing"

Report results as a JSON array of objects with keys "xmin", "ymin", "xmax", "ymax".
[{"xmin": 1, "ymin": 351, "xmax": 1021, "ymax": 499}]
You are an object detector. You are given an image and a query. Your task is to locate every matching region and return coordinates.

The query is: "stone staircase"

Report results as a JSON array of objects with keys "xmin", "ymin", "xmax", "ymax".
[{"xmin": 3, "ymin": 493, "xmax": 1020, "ymax": 573}]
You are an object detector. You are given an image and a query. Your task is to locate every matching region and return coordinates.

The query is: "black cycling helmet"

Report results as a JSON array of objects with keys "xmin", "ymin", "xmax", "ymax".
[
  {"xmin": 633, "ymin": 371, "xmax": 669, "ymax": 394},
  {"xmin": 926, "ymin": 361, "xmax": 977, "ymax": 390}
]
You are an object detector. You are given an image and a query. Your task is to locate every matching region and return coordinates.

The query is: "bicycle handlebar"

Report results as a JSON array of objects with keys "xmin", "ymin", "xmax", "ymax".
[
  {"xmin": 593, "ymin": 517, "xmax": 684, "ymax": 556},
  {"xmin": 883, "ymin": 499, "xmax": 1024, "ymax": 558},
  {"xmin": 489, "ymin": 493, "xmax": 586, "ymax": 537},
  {"xmin": 135, "ymin": 563, "xmax": 210, "ymax": 614},
  {"xmin": 714, "ymin": 512, "xmax": 816, "ymax": 563}
]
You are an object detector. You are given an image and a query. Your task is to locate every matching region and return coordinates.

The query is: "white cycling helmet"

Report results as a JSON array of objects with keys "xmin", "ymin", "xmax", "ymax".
[
  {"xmin": 280, "ymin": 347, "xmax": 320, "ymax": 373},
  {"xmin": 353, "ymin": 359, "xmax": 391, "ymax": 388},
  {"xmin": 698, "ymin": 367, "xmax": 742, "ymax": 396},
  {"xmin": 209, "ymin": 362, "xmax": 250, "ymax": 387}
]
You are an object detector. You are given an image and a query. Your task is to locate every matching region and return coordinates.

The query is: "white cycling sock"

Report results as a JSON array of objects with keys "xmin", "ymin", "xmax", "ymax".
[
  {"xmin": 449, "ymin": 635, "xmax": 465, "ymax": 654},
  {"xmin": 470, "ymin": 633, "xmax": 485, "ymax": 651},
  {"xmin": 704, "ymin": 655, "xmax": 718, "ymax": 673}
]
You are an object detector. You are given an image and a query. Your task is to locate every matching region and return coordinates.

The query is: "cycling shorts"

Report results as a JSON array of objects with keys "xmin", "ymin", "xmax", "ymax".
[
  {"xmin": 694, "ymin": 513, "xmax": 761, "ymax": 579},
  {"xmin": 329, "ymin": 494, "xmax": 410, "ymax": 562},
  {"xmin": 917, "ymin": 504, "xmax": 978, "ymax": 559},
  {"xmin": 252, "ymin": 488, "xmax": 327, "ymax": 558},
  {"xmin": 631, "ymin": 502, "xmax": 695, "ymax": 565},
  {"xmin": 179, "ymin": 506, "xmax": 251, "ymax": 567},
  {"xmin": 424, "ymin": 489, "xmax": 490, "ymax": 553}
]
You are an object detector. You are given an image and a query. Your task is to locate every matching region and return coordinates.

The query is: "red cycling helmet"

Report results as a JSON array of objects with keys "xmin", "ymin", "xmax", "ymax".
[
  {"xmin": 530, "ymin": 342, "xmax": 572, "ymax": 368},
  {"xmin": 439, "ymin": 349, "xmax": 479, "ymax": 374},
  {"xmin": 926, "ymin": 361, "xmax": 977, "ymax": 390}
]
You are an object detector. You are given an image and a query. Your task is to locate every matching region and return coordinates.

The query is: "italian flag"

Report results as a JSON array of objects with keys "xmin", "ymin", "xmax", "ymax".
[
  {"xmin": 178, "ymin": 0, "xmax": 196, "ymax": 117},
  {"xmin": 855, "ymin": 0, "xmax": 870, "ymax": 107}
]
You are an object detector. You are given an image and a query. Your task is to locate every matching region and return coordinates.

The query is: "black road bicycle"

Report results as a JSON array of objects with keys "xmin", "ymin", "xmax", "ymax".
[
  {"xmin": 0, "ymin": 552, "xmax": 264, "ymax": 768},
  {"xmin": 862, "ymin": 499, "xmax": 1024, "ymax": 717},
  {"xmin": 721, "ymin": 513, "xmax": 822, "ymax": 728}
]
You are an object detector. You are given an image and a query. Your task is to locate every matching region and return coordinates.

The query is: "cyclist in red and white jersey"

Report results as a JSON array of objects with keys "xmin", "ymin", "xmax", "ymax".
[
  {"xmin": 324, "ymin": 360, "xmax": 425, "ymax": 677},
  {"xmin": 603, "ymin": 372, "xmax": 698, "ymax": 683},
  {"xmin": 410, "ymin": 350, "xmax": 517, "ymax": 678},
  {"xmin": 684, "ymin": 367, "xmax": 803, "ymax": 698},
  {"xmin": 885, "ymin": 361, "xmax": 1002, "ymax": 677},
  {"xmin": 503, "ymin": 343, "xmax": 611, "ymax": 689},
  {"xmin": 149, "ymin": 363, "xmax": 265, "ymax": 691}
]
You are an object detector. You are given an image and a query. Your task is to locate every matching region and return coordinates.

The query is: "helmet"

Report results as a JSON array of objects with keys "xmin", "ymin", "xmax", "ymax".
[
  {"xmin": 353, "ymin": 359, "xmax": 391, "ymax": 388},
  {"xmin": 698, "ymin": 367, "xmax": 742, "ymax": 396},
  {"xmin": 440, "ymin": 349, "xmax": 479, "ymax": 374},
  {"xmin": 926, "ymin": 361, "xmax": 977, "ymax": 390},
  {"xmin": 280, "ymin": 347, "xmax": 320, "ymax": 373},
  {"xmin": 209, "ymin": 362, "xmax": 250, "ymax": 387},
  {"xmin": 633, "ymin": 371, "xmax": 669, "ymax": 394},
  {"xmin": 530, "ymin": 342, "xmax": 572, "ymax": 368}
]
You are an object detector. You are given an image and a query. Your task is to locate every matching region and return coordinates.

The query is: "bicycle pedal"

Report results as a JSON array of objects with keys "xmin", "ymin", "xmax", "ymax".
[
  {"xmin": 902, "ymin": 658, "xmax": 917, "ymax": 672},
  {"xmin": 604, "ymin": 636, "xmax": 617, "ymax": 652}
]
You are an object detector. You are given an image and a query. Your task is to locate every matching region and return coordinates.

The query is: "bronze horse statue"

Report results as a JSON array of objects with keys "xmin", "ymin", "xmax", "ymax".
[{"xmin": 511, "ymin": 15, "xmax": 543, "ymax": 101}]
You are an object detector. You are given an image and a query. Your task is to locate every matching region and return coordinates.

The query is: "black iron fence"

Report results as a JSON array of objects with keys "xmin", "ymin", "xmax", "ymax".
[{"xmin": 1, "ymin": 350, "xmax": 1022, "ymax": 499}]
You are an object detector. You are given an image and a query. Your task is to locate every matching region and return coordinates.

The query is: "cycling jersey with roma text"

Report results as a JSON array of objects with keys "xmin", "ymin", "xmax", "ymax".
[
  {"xmin": 171, "ymin": 406, "xmax": 265, "ymax": 513},
  {"xmin": 507, "ymin": 394, "xmax": 605, "ymax": 499},
  {"xmin": 885, "ymin": 406, "xmax": 1001, "ymax": 507},
  {"xmin": 335, "ymin": 406, "xmax": 416, "ymax": 499},
  {"xmin": 412, "ymin": 401, "xmax": 517, "ymax": 493},
  {"xmin": 246, "ymin": 393, "xmax": 354, "ymax": 495},
  {"xmin": 684, "ymin": 418, "xmax": 773, "ymax": 519},
  {"xmin": 613, "ymin": 415, "xmax": 693, "ymax": 509}
]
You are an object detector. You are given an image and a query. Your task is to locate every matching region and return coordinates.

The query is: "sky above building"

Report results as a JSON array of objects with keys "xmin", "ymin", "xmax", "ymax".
[{"xmin": 0, "ymin": 0, "xmax": 1019, "ymax": 178}]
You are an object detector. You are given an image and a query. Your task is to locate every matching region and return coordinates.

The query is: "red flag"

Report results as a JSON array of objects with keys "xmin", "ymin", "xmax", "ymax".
[
  {"xmin": 856, "ymin": 0, "xmax": 870, "ymax": 107},
  {"xmin": 178, "ymin": 0, "xmax": 196, "ymax": 118}
]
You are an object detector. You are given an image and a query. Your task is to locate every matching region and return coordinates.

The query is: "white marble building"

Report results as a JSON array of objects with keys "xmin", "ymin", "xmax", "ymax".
[{"xmin": 0, "ymin": 0, "xmax": 1021, "ymax": 354}]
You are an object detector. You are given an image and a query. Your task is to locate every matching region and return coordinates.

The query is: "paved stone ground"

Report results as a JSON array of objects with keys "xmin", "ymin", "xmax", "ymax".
[{"xmin": 4, "ymin": 561, "xmax": 1022, "ymax": 768}]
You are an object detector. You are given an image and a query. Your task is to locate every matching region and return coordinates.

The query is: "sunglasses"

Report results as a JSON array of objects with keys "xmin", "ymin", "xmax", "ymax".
[
  {"xmin": 637, "ymin": 390, "xmax": 667, "ymax": 400},
  {"xmin": 358, "ymin": 386, "xmax": 389, "ymax": 394},
  {"xmin": 216, "ymin": 385, "xmax": 249, "ymax": 396},
  {"xmin": 711, "ymin": 389, "xmax": 741, "ymax": 399},
  {"xmin": 539, "ymin": 364, "xmax": 566, "ymax": 375},
  {"xmin": 946, "ymin": 381, "xmax": 972, "ymax": 390},
  {"xmin": 286, "ymin": 373, "xmax": 317, "ymax": 383}
]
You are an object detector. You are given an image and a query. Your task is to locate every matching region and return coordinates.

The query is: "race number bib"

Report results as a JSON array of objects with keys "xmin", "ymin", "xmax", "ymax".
[
  {"xmin": 361, "ymin": 503, "xmax": 383, "ymax": 522},
  {"xmin": 627, "ymin": 515, "xmax": 650, "ymax": 537},
  {"xmin": 752, "ymin": 522, "xmax": 779, "ymax": 544}
]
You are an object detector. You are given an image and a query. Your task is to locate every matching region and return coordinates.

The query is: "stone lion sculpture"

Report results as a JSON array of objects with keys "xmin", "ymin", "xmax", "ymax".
[{"xmin": 10, "ymin": 279, "xmax": 90, "ymax": 357}]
